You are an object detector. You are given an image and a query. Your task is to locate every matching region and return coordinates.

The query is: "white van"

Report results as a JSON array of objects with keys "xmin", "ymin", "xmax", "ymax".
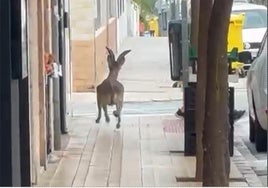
[
  {"xmin": 232, "ymin": 3, "xmax": 267, "ymax": 59},
  {"xmin": 246, "ymin": 30, "xmax": 267, "ymax": 152}
]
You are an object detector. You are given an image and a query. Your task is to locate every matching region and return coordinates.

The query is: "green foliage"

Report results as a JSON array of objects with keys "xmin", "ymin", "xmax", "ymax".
[{"xmin": 133, "ymin": 0, "xmax": 157, "ymax": 20}]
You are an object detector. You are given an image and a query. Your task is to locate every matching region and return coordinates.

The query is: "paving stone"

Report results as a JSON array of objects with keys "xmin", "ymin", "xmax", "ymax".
[{"xmin": 38, "ymin": 115, "xmax": 265, "ymax": 187}]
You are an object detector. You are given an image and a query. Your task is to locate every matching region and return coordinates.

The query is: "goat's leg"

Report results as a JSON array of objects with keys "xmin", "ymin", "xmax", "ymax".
[
  {"xmin": 103, "ymin": 105, "xmax": 110, "ymax": 123},
  {"xmin": 96, "ymin": 102, "xmax": 102, "ymax": 123}
]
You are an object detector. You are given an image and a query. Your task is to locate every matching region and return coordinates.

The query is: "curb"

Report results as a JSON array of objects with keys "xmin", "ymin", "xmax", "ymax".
[{"xmin": 233, "ymin": 138, "xmax": 264, "ymax": 186}]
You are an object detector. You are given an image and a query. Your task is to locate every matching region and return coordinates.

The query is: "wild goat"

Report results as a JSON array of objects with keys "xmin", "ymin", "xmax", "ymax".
[{"xmin": 95, "ymin": 47, "xmax": 131, "ymax": 129}]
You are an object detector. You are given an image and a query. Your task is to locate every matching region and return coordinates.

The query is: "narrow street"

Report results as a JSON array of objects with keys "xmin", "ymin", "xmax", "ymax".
[{"xmin": 38, "ymin": 37, "xmax": 266, "ymax": 187}]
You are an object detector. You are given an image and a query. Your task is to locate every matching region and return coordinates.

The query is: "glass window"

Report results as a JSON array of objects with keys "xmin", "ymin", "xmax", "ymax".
[
  {"xmin": 95, "ymin": 0, "xmax": 101, "ymax": 29},
  {"xmin": 232, "ymin": 9, "xmax": 267, "ymax": 29},
  {"xmin": 257, "ymin": 30, "xmax": 267, "ymax": 56}
]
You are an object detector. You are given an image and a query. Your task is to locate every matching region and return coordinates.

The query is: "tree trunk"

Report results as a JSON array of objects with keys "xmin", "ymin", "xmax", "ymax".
[
  {"xmin": 195, "ymin": 0, "xmax": 213, "ymax": 181},
  {"xmin": 190, "ymin": 0, "xmax": 200, "ymax": 50},
  {"xmin": 202, "ymin": 0, "xmax": 233, "ymax": 186}
]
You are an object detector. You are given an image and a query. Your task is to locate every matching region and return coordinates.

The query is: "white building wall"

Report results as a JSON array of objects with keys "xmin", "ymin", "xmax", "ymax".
[
  {"xmin": 117, "ymin": 0, "xmax": 140, "ymax": 50},
  {"xmin": 117, "ymin": 0, "xmax": 128, "ymax": 49},
  {"xmin": 127, "ymin": 1, "xmax": 140, "ymax": 37}
]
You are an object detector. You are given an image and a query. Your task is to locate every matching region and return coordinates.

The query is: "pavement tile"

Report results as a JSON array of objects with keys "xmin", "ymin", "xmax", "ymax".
[{"xmin": 38, "ymin": 114, "xmax": 265, "ymax": 187}]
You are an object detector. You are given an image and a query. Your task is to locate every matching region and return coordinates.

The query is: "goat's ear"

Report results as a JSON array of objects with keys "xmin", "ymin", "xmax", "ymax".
[
  {"xmin": 106, "ymin": 46, "xmax": 115, "ymax": 68},
  {"xmin": 117, "ymin": 50, "xmax": 131, "ymax": 66}
]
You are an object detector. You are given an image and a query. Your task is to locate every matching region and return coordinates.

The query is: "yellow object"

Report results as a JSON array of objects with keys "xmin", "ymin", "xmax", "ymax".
[
  {"xmin": 148, "ymin": 17, "xmax": 159, "ymax": 37},
  {"xmin": 228, "ymin": 13, "xmax": 245, "ymax": 72},
  {"xmin": 231, "ymin": 61, "xmax": 244, "ymax": 70},
  {"xmin": 227, "ymin": 13, "xmax": 245, "ymax": 53}
]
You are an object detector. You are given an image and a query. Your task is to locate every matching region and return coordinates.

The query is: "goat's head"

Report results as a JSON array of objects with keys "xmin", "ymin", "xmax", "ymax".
[{"xmin": 106, "ymin": 47, "xmax": 131, "ymax": 72}]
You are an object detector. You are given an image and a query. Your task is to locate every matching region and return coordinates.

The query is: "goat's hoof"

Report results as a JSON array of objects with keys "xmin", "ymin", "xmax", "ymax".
[
  {"xmin": 95, "ymin": 119, "xmax": 100, "ymax": 123},
  {"xmin": 113, "ymin": 110, "xmax": 119, "ymax": 117},
  {"xmin": 116, "ymin": 123, "xmax": 121, "ymax": 129},
  {"xmin": 105, "ymin": 117, "xmax": 110, "ymax": 123}
]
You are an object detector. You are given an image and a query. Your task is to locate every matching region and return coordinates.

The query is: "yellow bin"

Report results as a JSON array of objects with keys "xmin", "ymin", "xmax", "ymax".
[
  {"xmin": 227, "ymin": 13, "xmax": 245, "ymax": 53},
  {"xmin": 228, "ymin": 13, "xmax": 245, "ymax": 73}
]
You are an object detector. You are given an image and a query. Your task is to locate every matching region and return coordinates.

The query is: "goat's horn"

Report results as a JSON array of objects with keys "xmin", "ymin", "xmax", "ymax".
[
  {"xmin": 106, "ymin": 46, "xmax": 115, "ymax": 61},
  {"xmin": 117, "ymin": 50, "xmax": 131, "ymax": 64}
]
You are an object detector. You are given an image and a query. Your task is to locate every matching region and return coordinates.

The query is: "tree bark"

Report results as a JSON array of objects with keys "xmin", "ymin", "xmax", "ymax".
[
  {"xmin": 190, "ymin": 0, "xmax": 200, "ymax": 50},
  {"xmin": 202, "ymin": 0, "xmax": 233, "ymax": 186},
  {"xmin": 195, "ymin": 0, "xmax": 213, "ymax": 181}
]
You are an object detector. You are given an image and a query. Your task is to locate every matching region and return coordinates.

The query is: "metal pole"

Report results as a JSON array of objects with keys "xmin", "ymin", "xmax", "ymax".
[
  {"xmin": 170, "ymin": 0, "xmax": 176, "ymax": 20},
  {"xmin": 158, "ymin": 0, "xmax": 162, "ymax": 36},
  {"xmin": 177, "ymin": 0, "xmax": 181, "ymax": 19},
  {"xmin": 58, "ymin": 0, "xmax": 68, "ymax": 134},
  {"xmin": 51, "ymin": 0, "xmax": 61, "ymax": 150},
  {"xmin": 181, "ymin": 0, "xmax": 189, "ymax": 87}
]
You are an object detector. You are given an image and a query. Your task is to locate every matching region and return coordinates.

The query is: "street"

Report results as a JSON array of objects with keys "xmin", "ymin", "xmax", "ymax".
[{"xmin": 66, "ymin": 37, "xmax": 267, "ymax": 186}]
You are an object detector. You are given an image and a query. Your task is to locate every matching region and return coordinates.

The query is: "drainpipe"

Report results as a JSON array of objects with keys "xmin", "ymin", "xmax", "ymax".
[{"xmin": 58, "ymin": 0, "xmax": 68, "ymax": 134}]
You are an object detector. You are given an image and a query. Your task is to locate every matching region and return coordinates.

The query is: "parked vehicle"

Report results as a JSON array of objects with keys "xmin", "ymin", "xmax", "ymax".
[
  {"xmin": 234, "ymin": 0, "xmax": 249, "ymax": 3},
  {"xmin": 246, "ymin": 30, "xmax": 267, "ymax": 152},
  {"xmin": 232, "ymin": 3, "xmax": 267, "ymax": 71}
]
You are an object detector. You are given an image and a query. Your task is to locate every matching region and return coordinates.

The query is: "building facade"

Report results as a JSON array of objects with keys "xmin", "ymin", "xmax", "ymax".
[
  {"xmin": 71, "ymin": 0, "xmax": 140, "ymax": 92},
  {"xmin": 0, "ymin": 0, "xmax": 139, "ymax": 186},
  {"xmin": 0, "ymin": 0, "xmax": 71, "ymax": 186}
]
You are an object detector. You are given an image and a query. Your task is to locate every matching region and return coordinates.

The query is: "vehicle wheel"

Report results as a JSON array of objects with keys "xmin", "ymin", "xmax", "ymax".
[
  {"xmin": 255, "ymin": 116, "xmax": 267, "ymax": 152},
  {"xmin": 249, "ymin": 115, "xmax": 255, "ymax": 142}
]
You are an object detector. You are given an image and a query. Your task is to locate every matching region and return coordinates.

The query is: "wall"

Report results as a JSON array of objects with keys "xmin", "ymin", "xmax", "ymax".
[
  {"xmin": 28, "ymin": 0, "xmax": 53, "ymax": 184},
  {"xmin": 117, "ymin": 0, "xmax": 128, "ymax": 49},
  {"xmin": 71, "ymin": 0, "xmax": 118, "ymax": 91},
  {"xmin": 127, "ymin": 1, "xmax": 140, "ymax": 37},
  {"xmin": 72, "ymin": 40, "xmax": 95, "ymax": 91},
  {"xmin": 28, "ymin": 0, "xmax": 40, "ymax": 184},
  {"xmin": 95, "ymin": 18, "xmax": 117, "ymax": 86},
  {"xmin": 70, "ymin": 0, "xmax": 95, "ymax": 91},
  {"xmin": 70, "ymin": 0, "xmax": 137, "ymax": 92}
]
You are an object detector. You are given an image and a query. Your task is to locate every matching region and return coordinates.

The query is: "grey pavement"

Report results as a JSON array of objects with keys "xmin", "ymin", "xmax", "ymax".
[
  {"xmin": 40, "ymin": 37, "xmax": 267, "ymax": 186},
  {"xmin": 38, "ymin": 115, "xmax": 248, "ymax": 187}
]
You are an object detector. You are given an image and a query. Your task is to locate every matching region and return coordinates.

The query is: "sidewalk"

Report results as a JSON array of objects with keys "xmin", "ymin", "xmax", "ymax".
[
  {"xmin": 42, "ymin": 37, "xmax": 265, "ymax": 187},
  {"xmin": 37, "ymin": 115, "xmax": 249, "ymax": 187}
]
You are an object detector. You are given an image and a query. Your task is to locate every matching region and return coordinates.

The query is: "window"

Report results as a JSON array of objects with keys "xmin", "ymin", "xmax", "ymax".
[
  {"xmin": 121, "ymin": 0, "xmax": 124, "ymax": 14},
  {"xmin": 257, "ymin": 30, "xmax": 267, "ymax": 56},
  {"xmin": 95, "ymin": 0, "xmax": 101, "ymax": 29},
  {"xmin": 117, "ymin": 0, "xmax": 120, "ymax": 17},
  {"xmin": 100, "ymin": 0, "xmax": 107, "ymax": 25},
  {"xmin": 232, "ymin": 9, "xmax": 267, "ymax": 29},
  {"xmin": 117, "ymin": 0, "xmax": 124, "ymax": 17},
  {"xmin": 109, "ymin": 0, "xmax": 116, "ymax": 17}
]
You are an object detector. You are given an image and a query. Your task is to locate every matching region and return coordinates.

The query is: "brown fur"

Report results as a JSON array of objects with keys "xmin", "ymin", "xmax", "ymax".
[{"xmin": 95, "ymin": 47, "xmax": 131, "ymax": 129}]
